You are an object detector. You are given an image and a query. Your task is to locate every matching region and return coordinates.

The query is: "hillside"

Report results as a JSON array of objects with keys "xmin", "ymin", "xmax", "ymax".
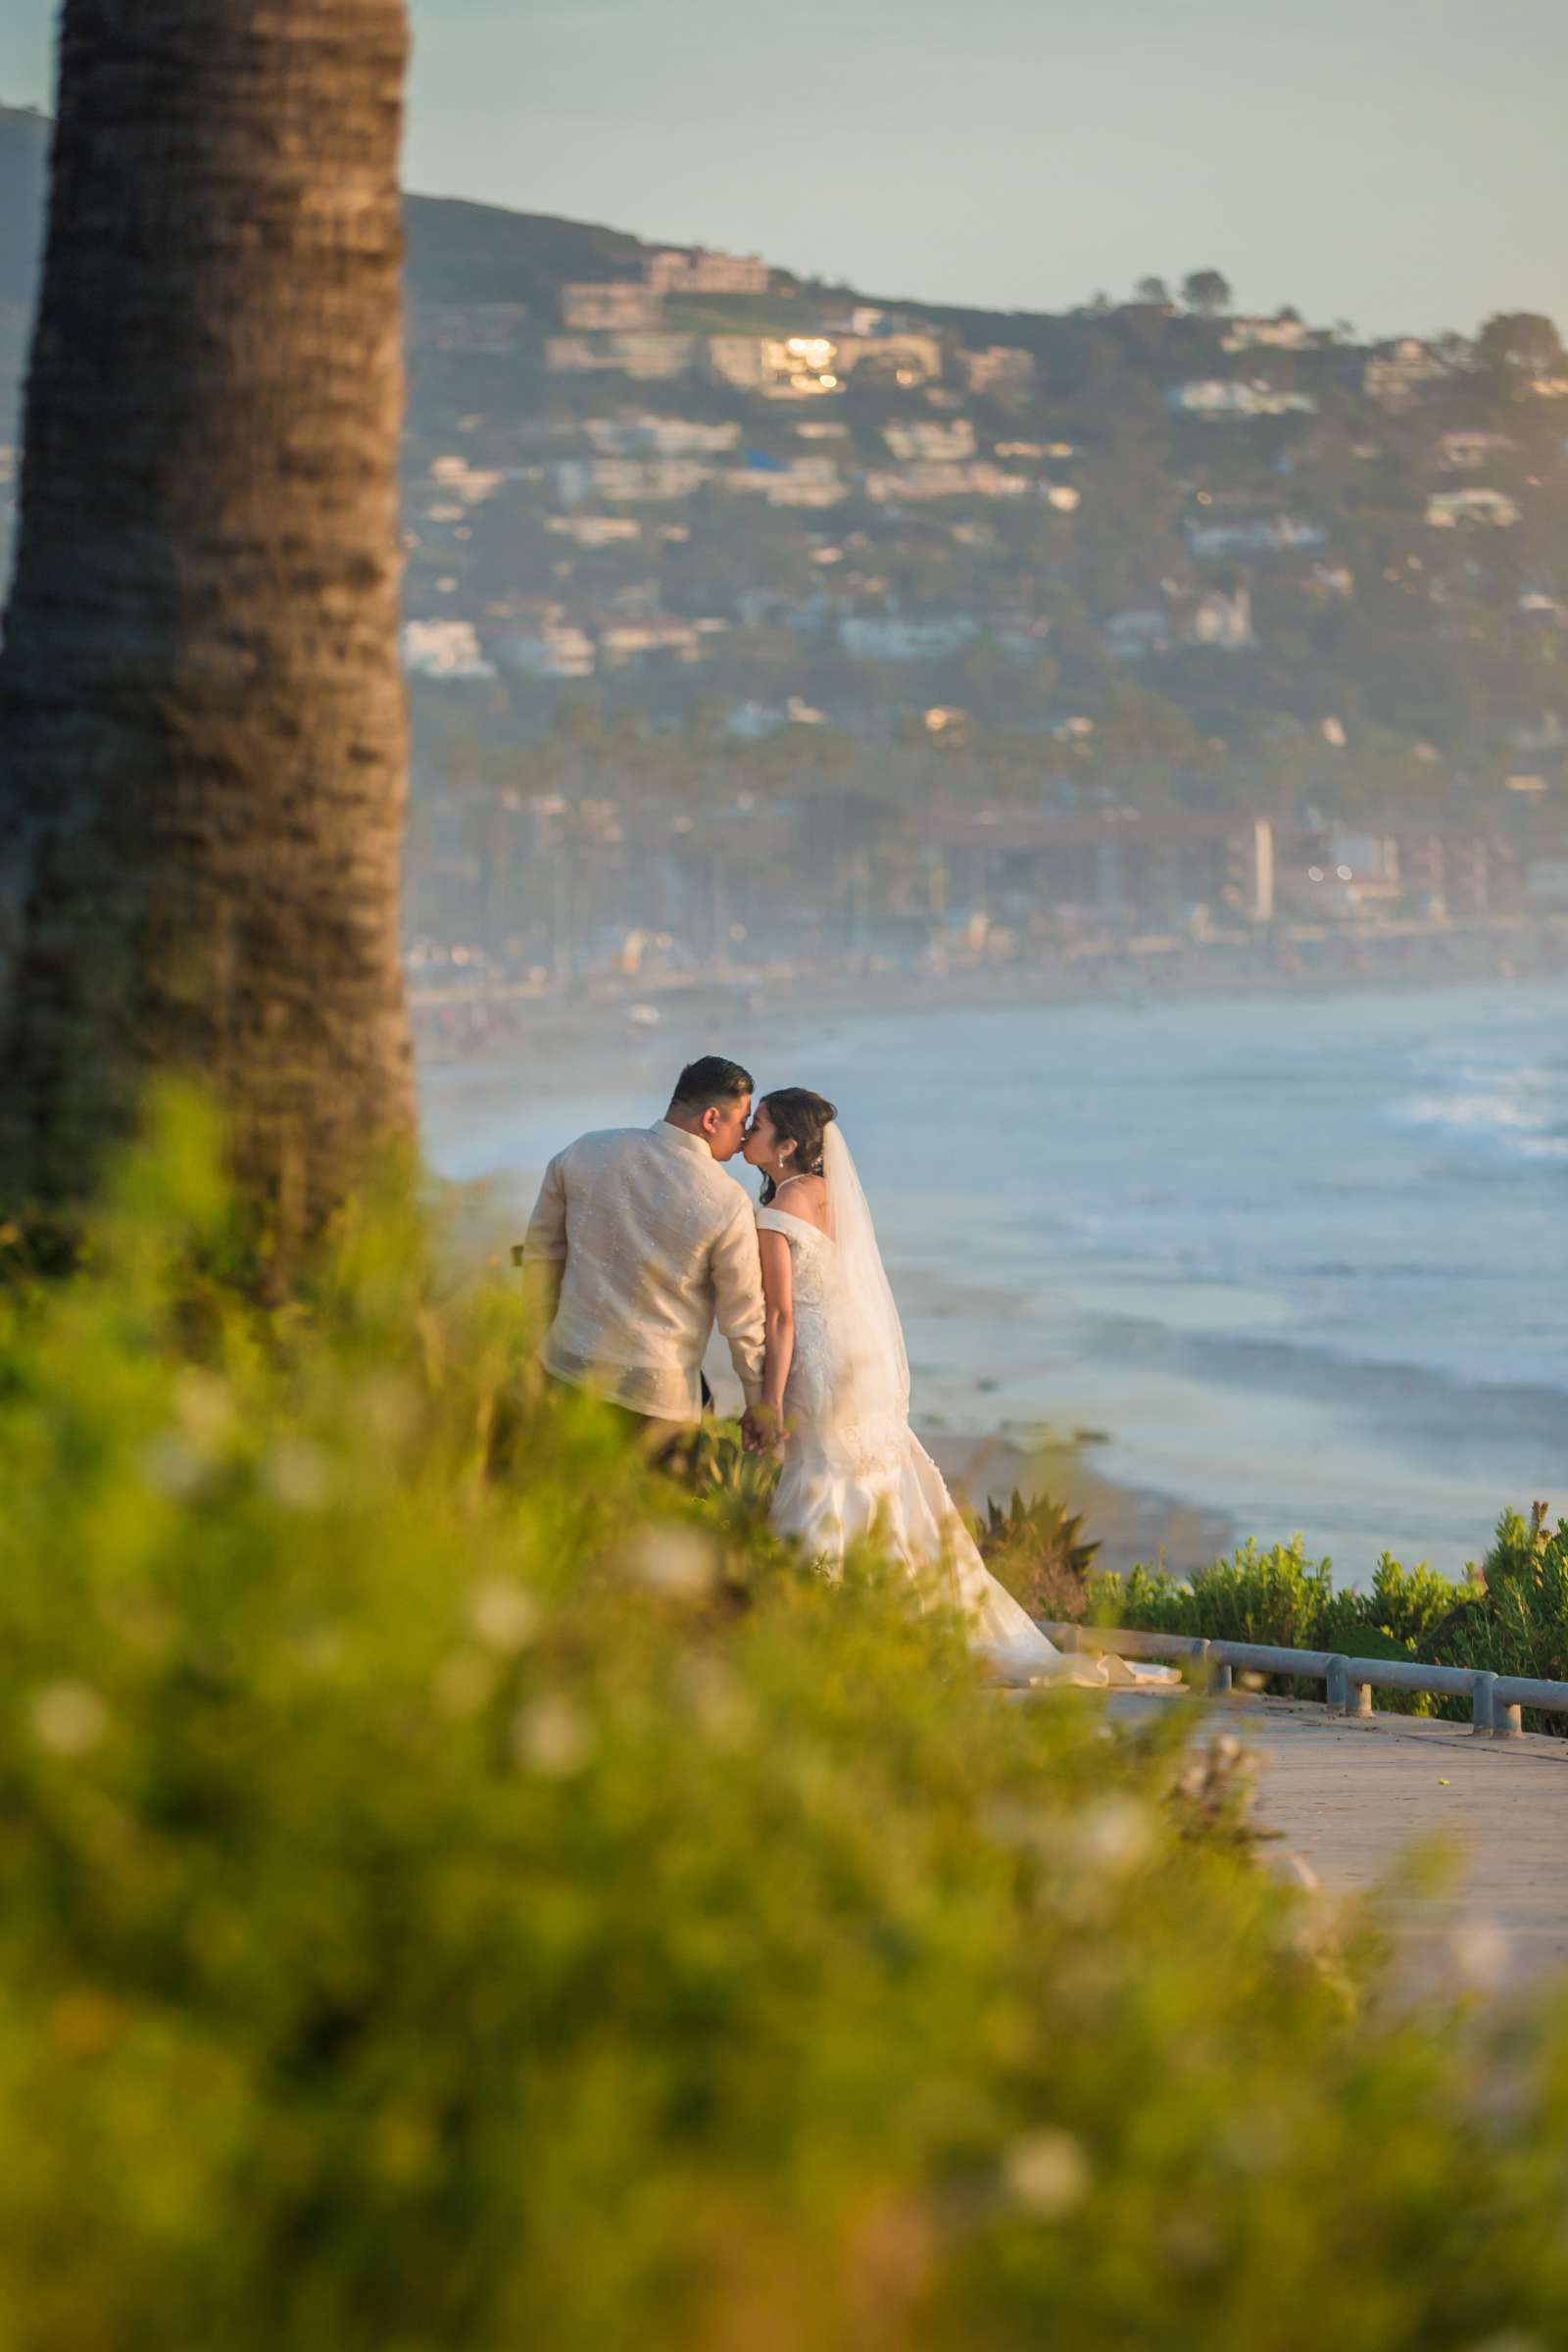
[{"xmin": 3, "ymin": 107, "xmax": 1567, "ymax": 836}]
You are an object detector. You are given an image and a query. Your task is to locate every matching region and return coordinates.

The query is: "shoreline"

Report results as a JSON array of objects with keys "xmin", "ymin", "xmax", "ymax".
[
  {"xmin": 415, "ymin": 910, "xmax": 1568, "ymax": 1070},
  {"xmin": 423, "ymin": 968, "xmax": 1566, "ymax": 1589},
  {"xmin": 922, "ymin": 1427, "xmax": 1234, "ymax": 1581}
]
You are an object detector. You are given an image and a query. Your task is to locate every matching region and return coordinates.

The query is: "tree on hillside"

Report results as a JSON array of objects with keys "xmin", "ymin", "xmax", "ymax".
[
  {"xmin": 0, "ymin": 0, "xmax": 416, "ymax": 1255},
  {"xmin": 1181, "ymin": 269, "xmax": 1232, "ymax": 318},
  {"xmin": 1475, "ymin": 311, "xmax": 1565, "ymax": 380},
  {"xmin": 1134, "ymin": 275, "xmax": 1170, "ymax": 307}
]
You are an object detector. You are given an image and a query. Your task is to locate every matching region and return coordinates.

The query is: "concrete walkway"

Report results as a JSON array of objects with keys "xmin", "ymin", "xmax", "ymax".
[{"xmin": 1216, "ymin": 1694, "xmax": 1568, "ymax": 1991}]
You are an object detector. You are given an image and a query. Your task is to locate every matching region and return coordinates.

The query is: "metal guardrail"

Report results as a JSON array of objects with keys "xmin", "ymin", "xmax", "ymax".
[{"xmin": 1035, "ymin": 1621, "xmax": 1568, "ymax": 1740}]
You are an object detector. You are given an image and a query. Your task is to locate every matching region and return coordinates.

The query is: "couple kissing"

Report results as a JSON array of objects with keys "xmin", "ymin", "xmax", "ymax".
[{"xmin": 520, "ymin": 1055, "xmax": 1172, "ymax": 1690}]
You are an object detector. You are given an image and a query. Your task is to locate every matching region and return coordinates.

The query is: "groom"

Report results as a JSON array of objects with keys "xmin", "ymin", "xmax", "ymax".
[{"xmin": 517, "ymin": 1055, "xmax": 766, "ymax": 1451}]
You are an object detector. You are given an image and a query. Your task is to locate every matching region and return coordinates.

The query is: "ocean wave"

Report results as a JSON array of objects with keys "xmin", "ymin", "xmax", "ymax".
[{"xmin": 1392, "ymin": 1088, "xmax": 1568, "ymax": 1163}]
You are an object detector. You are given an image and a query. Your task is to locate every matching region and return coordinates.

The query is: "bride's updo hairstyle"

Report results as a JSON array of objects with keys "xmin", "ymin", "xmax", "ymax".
[{"xmin": 758, "ymin": 1087, "xmax": 837, "ymax": 1205}]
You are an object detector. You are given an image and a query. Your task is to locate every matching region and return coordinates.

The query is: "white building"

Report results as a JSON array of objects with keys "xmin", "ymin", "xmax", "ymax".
[
  {"xmin": 1220, "ymin": 315, "xmax": 1312, "ymax": 352},
  {"xmin": 863, "ymin": 461, "xmax": 1030, "ymax": 503},
  {"xmin": 1426, "ymin": 488, "xmax": 1520, "ymax": 528},
  {"xmin": 402, "ymin": 619, "xmax": 497, "ymax": 680},
  {"xmin": 1436, "ymin": 428, "xmax": 1520, "ymax": 469},
  {"xmin": 882, "ymin": 416, "xmax": 976, "ymax": 461},
  {"xmin": 596, "ymin": 616, "xmax": 715, "ymax": 666},
  {"xmin": 428, "ymin": 453, "xmax": 504, "ymax": 506},
  {"xmin": 1184, "ymin": 586, "xmax": 1255, "ymax": 649},
  {"xmin": 645, "ymin": 248, "xmax": 770, "ymax": 296},
  {"xmin": 1363, "ymin": 338, "xmax": 1452, "ymax": 410},
  {"xmin": 1165, "ymin": 379, "xmax": 1317, "ymax": 418},
  {"xmin": 956, "ymin": 345, "xmax": 1038, "ymax": 397}
]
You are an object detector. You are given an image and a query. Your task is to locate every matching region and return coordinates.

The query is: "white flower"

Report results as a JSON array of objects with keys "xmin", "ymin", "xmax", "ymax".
[
  {"xmin": 30, "ymin": 1682, "xmax": 110, "ymax": 1757},
  {"xmin": 622, "ymin": 1524, "xmax": 719, "ymax": 1598},
  {"xmin": 466, "ymin": 1579, "xmax": 540, "ymax": 1654},
  {"xmin": 1076, "ymin": 1797, "xmax": 1153, "ymax": 1876},
  {"xmin": 1003, "ymin": 2129, "xmax": 1091, "ymax": 2219}
]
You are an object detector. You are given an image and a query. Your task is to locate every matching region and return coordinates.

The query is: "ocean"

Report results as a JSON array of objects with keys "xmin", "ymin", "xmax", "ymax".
[{"xmin": 422, "ymin": 976, "xmax": 1568, "ymax": 1583}]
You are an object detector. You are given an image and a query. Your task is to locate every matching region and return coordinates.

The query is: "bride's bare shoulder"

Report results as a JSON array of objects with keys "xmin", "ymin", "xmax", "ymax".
[{"xmin": 772, "ymin": 1172, "xmax": 829, "ymax": 1232}]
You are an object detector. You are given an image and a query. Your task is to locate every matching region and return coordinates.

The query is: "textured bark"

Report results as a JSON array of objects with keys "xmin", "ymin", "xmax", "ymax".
[{"xmin": 0, "ymin": 0, "xmax": 415, "ymax": 1245}]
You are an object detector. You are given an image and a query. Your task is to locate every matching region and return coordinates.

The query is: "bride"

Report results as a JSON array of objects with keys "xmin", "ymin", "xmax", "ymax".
[{"xmin": 740, "ymin": 1088, "xmax": 1175, "ymax": 1690}]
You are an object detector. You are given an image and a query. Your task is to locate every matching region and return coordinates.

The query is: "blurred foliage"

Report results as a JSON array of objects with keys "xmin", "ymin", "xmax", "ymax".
[
  {"xmin": 1102, "ymin": 1522, "xmax": 1568, "ymax": 1734},
  {"xmin": 2, "ymin": 1092, "xmax": 1568, "ymax": 2347}
]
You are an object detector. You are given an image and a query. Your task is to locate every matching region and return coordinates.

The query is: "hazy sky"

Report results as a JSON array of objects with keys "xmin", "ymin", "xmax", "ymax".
[{"xmin": 3, "ymin": 0, "xmax": 1564, "ymax": 337}]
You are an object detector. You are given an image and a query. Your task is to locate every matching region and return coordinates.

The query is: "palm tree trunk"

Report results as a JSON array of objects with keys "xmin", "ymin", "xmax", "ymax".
[{"xmin": 0, "ymin": 0, "xmax": 415, "ymax": 1249}]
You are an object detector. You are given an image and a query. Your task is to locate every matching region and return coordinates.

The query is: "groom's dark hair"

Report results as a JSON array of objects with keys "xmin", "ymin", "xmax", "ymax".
[{"xmin": 670, "ymin": 1054, "xmax": 754, "ymax": 1110}]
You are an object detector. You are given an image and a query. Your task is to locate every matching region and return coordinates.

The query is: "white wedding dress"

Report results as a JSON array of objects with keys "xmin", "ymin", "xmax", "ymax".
[{"xmin": 759, "ymin": 1131, "xmax": 1176, "ymax": 1690}]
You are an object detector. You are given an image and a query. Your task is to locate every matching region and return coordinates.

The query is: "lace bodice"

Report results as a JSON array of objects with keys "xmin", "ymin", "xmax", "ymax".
[{"xmin": 756, "ymin": 1203, "xmax": 906, "ymax": 1475}]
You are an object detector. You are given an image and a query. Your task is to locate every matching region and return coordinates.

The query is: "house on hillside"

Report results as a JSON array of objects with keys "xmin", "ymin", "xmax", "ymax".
[
  {"xmin": 561, "ymin": 281, "xmax": 665, "ymax": 331},
  {"xmin": 1103, "ymin": 588, "xmax": 1254, "ymax": 656},
  {"xmin": 882, "ymin": 417, "xmax": 976, "ymax": 461},
  {"xmin": 1426, "ymin": 487, "xmax": 1520, "ymax": 528},
  {"xmin": 956, "ymin": 346, "xmax": 1038, "ymax": 397},
  {"xmin": 1164, "ymin": 379, "xmax": 1316, "ymax": 418},
  {"xmin": 706, "ymin": 334, "xmax": 839, "ymax": 397},
  {"xmin": 546, "ymin": 332, "xmax": 697, "ymax": 379},
  {"xmin": 1221, "ymin": 314, "xmax": 1313, "ymax": 352},
  {"xmin": 836, "ymin": 331, "xmax": 945, "ymax": 386},
  {"xmin": 428, "ymin": 454, "xmax": 505, "ymax": 506},
  {"xmin": 402, "ymin": 619, "xmax": 497, "ymax": 680},
  {"xmin": 1363, "ymin": 337, "xmax": 1452, "ymax": 410},
  {"xmin": 863, "ymin": 461, "xmax": 1030, "ymax": 503},
  {"xmin": 1182, "ymin": 586, "xmax": 1255, "ymax": 649},
  {"xmin": 1436, "ymin": 428, "xmax": 1520, "ymax": 469},
  {"xmin": 644, "ymin": 248, "xmax": 770, "ymax": 297}
]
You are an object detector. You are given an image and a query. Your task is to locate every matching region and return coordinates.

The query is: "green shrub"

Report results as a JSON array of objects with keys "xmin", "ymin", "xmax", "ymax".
[
  {"xmin": 1, "ymin": 1092, "xmax": 1568, "ymax": 2348},
  {"xmin": 1100, "ymin": 1524, "xmax": 1566, "ymax": 1733},
  {"xmin": 973, "ymin": 1489, "xmax": 1100, "ymax": 1622}
]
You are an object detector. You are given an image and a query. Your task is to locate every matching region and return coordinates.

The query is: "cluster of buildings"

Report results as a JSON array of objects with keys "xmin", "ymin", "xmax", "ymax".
[{"xmin": 397, "ymin": 258, "xmax": 1560, "ymax": 724}]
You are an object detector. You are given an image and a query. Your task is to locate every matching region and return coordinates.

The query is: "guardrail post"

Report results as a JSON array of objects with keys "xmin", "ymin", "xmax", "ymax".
[
  {"xmin": 1470, "ymin": 1671, "xmax": 1495, "ymax": 1735},
  {"xmin": 1209, "ymin": 1657, "xmax": 1233, "ymax": 1692},
  {"xmin": 1326, "ymin": 1655, "xmax": 1350, "ymax": 1714},
  {"xmin": 1187, "ymin": 1637, "xmax": 1211, "ymax": 1691},
  {"xmin": 1493, "ymin": 1698, "xmax": 1523, "ymax": 1741}
]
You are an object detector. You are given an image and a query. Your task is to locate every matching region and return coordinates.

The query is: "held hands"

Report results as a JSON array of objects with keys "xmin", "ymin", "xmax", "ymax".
[{"xmin": 741, "ymin": 1401, "xmax": 788, "ymax": 1455}]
